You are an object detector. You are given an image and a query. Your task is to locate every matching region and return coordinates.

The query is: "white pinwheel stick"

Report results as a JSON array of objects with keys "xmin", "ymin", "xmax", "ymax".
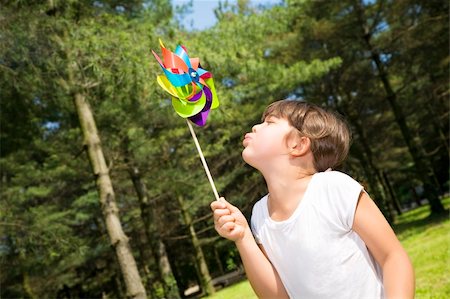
[{"xmin": 186, "ymin": 120, "xmax": 220, "ymax": 201}]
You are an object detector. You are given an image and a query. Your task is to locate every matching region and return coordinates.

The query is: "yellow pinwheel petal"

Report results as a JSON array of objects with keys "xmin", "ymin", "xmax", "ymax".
[{"xmin": 156, "ymin": 75, "xmax": 180, "ymax": 98}]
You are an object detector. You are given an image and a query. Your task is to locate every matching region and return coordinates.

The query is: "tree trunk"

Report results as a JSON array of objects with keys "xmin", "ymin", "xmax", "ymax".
[
  {"xmin": 127, "ymin": 162, "xmax": 180, "ymax": 299},
  {"xmin": 157, "ymin": 240, "xmax": 179, "ymax": 297},
  {"xmin": 135, "ymin": 228, "xmax": 155, "ymax": 297},
  {"xmin": 336, "ymin": 99, "xmax": 394, "ymax": 221},
  {"xmin": 352, "ymin": 142, "xmax": 393, "ymax": 222},
  {"xmin": 177, "ymin": 194, "xmax": 215, "ymax": 296},
  {"xmin": 349, "ymin": 116, "xmax": 393, "ymax": 218},
  {"xmin": 73, "ymin": 93, "xmax": 147, "ymax": 299},
  {"xmin": 353, "ymin": 0, "xmax": 444, "ymax": 214},
  {"xmin": 214, "ymin": 247, "xmax": 225, "ymax": 275},
  {"xmin": 410, "ymin": 186, "xmax": 422, "ymax": 208},
  {"xmin": 417, "ymin": 82, "xmax": 449, "ymax": 156},
  {"xmin": 382, "ymin": 171, "xmax": 402, "ymax": 215},
  {"xmin": 22, "ymin": 272, "xmax": 37, "ymax": 299}
]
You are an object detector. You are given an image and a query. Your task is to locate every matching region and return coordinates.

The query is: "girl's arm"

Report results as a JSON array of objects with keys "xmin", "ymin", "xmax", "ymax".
[
  {"xmin": 211, "ymin": 198, "xmax": 289, "ymax": 299},
  {"xmin": 353, "ymin": 192, "xmax": 415, "ymax": 299}
]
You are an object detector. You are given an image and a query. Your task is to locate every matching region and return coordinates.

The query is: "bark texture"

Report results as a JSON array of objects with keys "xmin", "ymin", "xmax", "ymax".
[{"xmin": 74, "ymin": 93, "xmax": 147, "ymax": 299}]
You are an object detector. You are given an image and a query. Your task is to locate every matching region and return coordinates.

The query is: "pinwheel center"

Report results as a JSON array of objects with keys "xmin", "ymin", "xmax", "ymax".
[{"xmin": 188, "ymin": 68, "xmax": 200, "ymax": 83}]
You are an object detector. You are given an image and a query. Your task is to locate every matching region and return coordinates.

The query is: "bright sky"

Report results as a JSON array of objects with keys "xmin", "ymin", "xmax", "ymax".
[{"xmin": 171, "ymin": 0, "xmax": 282, "ymax": 30}]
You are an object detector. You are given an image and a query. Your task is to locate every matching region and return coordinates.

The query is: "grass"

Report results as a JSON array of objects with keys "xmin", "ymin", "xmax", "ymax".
[
  {"xmin": 205, "ymin": 280, "xmax": 257, "ymax": 299},
  {"xmin": 205, "ymin": 197, "xmax": 449, "ymax": 299},
  {"xmin": 394, "ymin": 197, "xmax": 449, "ymax": 298}
]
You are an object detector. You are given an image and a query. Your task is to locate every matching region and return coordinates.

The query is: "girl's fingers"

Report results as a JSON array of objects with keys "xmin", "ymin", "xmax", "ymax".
[
  {"xmin": 221, "ymin": 221, "xmax": 235, "ymax": 232},
  {"xmin": 216, "ymin": 215, "xmax": 235, "ymax": 228},
  {"xmin": 211, "ymin": 198, "xmax": 245, "ymax": 241},
  {"xmin": 210, "ymin": 201, "xmax": 226, "ymax": 211},
  {"xmin": 213, "ymin": 208, "xmax": 231, "ymax": 221}
]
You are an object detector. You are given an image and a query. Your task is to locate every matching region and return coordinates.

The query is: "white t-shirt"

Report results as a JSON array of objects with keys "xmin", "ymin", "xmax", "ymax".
[{"xmin": 251, "ymin": 171, "xmax": 384, "ymax": 299}]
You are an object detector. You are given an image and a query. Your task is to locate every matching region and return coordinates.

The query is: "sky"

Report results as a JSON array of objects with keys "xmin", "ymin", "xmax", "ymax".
[{"xmin": 171, "ymin": 0, "xmax": 282, "ymax": 30}]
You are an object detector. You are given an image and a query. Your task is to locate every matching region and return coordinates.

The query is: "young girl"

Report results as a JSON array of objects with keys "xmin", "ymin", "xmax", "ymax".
[{"xmin": 211, "ymin": 100, "xmax": 414, "ymax": 298}]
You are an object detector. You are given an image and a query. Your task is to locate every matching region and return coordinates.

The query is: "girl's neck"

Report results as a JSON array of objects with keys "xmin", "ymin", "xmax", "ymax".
[{"xmin": 264, "ymin": 169, "xmax": 316, "ymax": 221}]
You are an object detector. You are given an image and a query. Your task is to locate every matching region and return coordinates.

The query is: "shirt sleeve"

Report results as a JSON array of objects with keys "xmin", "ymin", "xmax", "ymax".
[
  {"xmin": 323, "ymin": 171, "xmax": 364, "ymax": 232},
  {"xmin": 250, "ymin": 200, "xmax": 264, "ymax": 244}
]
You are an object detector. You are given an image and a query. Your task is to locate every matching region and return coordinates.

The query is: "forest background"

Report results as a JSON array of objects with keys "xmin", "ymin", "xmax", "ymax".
[{"xmin": 1, "ymin": 0, "xmax": 448, "ymax": 298}]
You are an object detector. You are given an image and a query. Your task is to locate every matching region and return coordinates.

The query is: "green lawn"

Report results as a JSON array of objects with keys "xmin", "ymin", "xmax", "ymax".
[
  {"xmin": 206, "ymin": 197, "xmax": 449, "ymax": 299},
  {"xmin": 394, "ymin": 197, "xmax": 449, "ymax": 298}
]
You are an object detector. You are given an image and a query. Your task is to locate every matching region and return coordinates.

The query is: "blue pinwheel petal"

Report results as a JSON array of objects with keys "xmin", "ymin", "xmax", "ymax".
[
  {"xmin": 161, "ymin": 67, "xmax": 192, "ymax": 87},
  {"xmin": 196, "ymin": 68, "xmax": 208, "ymax": 77},
  {"xmin": 174, "ymin": 45, "xmax": 192, "ymax": 69}
]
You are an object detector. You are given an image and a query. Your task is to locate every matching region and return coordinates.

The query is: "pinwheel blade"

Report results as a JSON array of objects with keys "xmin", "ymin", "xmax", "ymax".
[{"xmin": 152, "ymin": 40, "xmax": 219, "ymax": 127}]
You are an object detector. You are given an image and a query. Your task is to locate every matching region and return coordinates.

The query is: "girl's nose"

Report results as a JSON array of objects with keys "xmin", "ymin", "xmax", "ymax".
[{"xmin": 252, "ymin": 123, "xmax": 260, "ymax": 133}]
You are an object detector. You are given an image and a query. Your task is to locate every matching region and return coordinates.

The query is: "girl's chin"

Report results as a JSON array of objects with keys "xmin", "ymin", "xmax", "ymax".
[
  {"xmin": 241, "ymin": 150, "xmax": 259, "ymax": 169},
  {"xmin": 241, "ymin": 149, "xmax": 252, "ymax": 163}
]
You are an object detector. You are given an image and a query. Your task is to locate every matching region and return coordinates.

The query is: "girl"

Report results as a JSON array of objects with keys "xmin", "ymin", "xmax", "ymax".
[{"xmin": 211, "ymin": 100, "xmax": 414, "ymax": 298}]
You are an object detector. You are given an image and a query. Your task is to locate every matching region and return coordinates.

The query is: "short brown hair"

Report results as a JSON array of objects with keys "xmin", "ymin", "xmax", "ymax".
[{"xmin": 262, "ymin": 100, "xmax": 351, "ymax": 172}]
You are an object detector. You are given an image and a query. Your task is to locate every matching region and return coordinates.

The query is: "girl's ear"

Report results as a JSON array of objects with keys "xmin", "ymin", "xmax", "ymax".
[{"xmin": 289, "ymin": 136, "xmax": 311, "ymax": 157}]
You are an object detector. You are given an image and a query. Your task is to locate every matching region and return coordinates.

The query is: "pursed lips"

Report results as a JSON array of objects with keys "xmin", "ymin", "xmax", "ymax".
[{"xmin": 243, "ymin": 133, "xmax": 252, "ymax": 146}]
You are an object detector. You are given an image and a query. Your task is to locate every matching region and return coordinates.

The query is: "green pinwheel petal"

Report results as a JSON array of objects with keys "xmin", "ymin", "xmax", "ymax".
[
  {"xmin": 171, "ymin": 92, "xmax": 206, "ymax": 118},
  {"xmin": 174, "ymin": 84, "xmax": 194, "ymax": 100},
  {"xmin": 205, "ymin": 78, "xmax": 219, "ymax": 109}
]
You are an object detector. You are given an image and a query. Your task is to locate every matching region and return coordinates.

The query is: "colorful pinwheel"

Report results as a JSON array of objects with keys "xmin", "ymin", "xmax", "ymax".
[
  {"xmin": 151, "ymin": 40, "xmax": 221, "ymax": 201},
  {"xmin": 152, "ymin": 39, "xmax": 219, "ymax": 126}
]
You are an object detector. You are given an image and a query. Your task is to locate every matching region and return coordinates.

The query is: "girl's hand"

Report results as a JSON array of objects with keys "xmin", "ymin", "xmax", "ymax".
[{"xmin": 211, "ymin": 197, "xmax": 250, "ymax": 242}]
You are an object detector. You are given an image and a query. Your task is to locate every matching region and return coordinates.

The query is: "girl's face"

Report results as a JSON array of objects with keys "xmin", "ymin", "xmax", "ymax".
[{"xmin": 242, "ymin": 116, "xmax": 294, "ymax": 168}]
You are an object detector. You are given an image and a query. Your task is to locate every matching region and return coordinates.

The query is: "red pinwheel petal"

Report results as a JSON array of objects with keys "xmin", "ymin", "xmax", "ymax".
[
  {"xmin": 162, "ymin": 47, "xmax": 189, "ymax": 73},
  {"xmin": 200, "ymin": 72, "xmax": 212, "ymax": 79},
  {"xmin": 151, "ymin": 50, "xmax": 164, "ymax": 68},
  {"xmin": 190, "ymin": 57, "xmax": 200, "ymax": 70}
]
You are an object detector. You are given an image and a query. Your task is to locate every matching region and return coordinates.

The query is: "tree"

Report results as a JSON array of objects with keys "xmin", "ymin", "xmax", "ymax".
[
  {"xmin": 1, "ymin": 1, "xmax": 172, "ymax": 296},
  {"xmin": 123, "ymin": 140, "xmax": 180, "ymax": 298},
  {"xmin": 351, "ymin": 0, "xmax": 444, "ymax": 214},
  {"xmin": 72, "ymin": 89, "xmax": 147, "ymax": 298},
  {"xmin": 283, "ymin": 0, "xmax": 447, "ymax": 215}
]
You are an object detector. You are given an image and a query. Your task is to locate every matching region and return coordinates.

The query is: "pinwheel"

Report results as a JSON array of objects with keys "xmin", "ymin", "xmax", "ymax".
[
  {"xmin": 152, "ymin": 39, "xmax": 219, "ymax": 127},
  {"xmin": 152, "ymin": 40, "xmax": 220, "ymax": 200}
]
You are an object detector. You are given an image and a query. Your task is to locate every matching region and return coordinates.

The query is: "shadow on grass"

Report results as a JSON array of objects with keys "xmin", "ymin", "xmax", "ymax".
[{"xmin": 393, "ymin": 208, "xmax": 449, "ymax": 239}]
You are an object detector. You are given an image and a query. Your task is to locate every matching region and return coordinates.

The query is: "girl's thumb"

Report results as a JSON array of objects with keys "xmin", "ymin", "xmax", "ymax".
[
  {"xmin": 219, "ymin": 197, "xmax": 238, "ymax": 211},
  {"xmin": 219, "ymin": 197, "xmax": 232, "ymax": 208}
]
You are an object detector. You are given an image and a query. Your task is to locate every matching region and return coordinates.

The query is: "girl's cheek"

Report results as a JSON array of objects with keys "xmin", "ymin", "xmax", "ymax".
[{"xmin": 254, "ymin": 142, "xmax": 279, "ymax": 158}]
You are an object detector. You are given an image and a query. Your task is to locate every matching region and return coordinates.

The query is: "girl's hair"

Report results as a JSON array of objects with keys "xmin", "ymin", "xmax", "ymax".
[{"xmin": 262, "ymin": 100, "xmax": 351, "ymax": 172}]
